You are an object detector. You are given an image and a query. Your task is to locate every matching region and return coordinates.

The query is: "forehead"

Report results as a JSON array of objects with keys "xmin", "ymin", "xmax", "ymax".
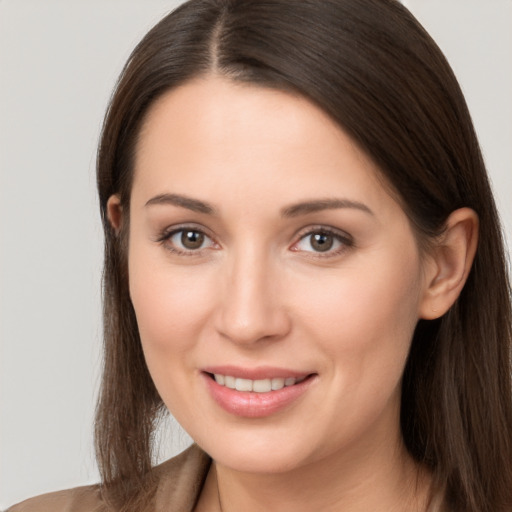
[
  {"xmin": 136, "ymin": 75, "xmax": 356, "ymax": 161},
  {"xmin": 131, "ymin": 75, "xmax": 396, "ymax": 217}
]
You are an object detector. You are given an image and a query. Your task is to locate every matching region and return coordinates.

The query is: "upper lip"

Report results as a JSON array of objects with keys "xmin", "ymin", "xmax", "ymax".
[{"xmin": 202, "ymin": 365, "xmax": 313, "ymax": 380}]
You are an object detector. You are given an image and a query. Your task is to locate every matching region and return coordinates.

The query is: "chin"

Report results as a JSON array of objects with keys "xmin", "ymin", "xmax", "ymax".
[
  {"xmin": 192, "ymin": 426, "xmax": 320, "ymax": 474},
  {"xmin": 213, "ymin": 447, "xmax": 310, "ymax": 474}
]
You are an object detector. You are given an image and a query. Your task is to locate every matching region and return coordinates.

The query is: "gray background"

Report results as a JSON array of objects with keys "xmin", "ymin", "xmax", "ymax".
[{"xmin": 1, "ymin": 0, "xmax": 511, "ymax": 508}]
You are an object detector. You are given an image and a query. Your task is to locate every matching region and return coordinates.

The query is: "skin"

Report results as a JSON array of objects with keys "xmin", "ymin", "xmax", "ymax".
[{"xmin": 108, "ymin": 76, "xmax": 478, "ymax": 512}]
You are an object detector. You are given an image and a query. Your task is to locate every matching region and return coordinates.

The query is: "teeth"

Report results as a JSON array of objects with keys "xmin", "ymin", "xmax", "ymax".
[
  {"xmin": 253, "ymin": 379, "xmax": 272, "ymax": 392},
  {"xmin": 224, "ymin": 375, "xmax": 236, "ymax": 388},
  {"xmin": 213, "ymin": 374, "xmax": 306, "ymax": 393},
  {"xmin": 235, "ymin": 378, "xmax": 253, "ymax": 391},
  {"xmin": 271, "ymin": 377, "xmax": 285, "ymax": 390}
]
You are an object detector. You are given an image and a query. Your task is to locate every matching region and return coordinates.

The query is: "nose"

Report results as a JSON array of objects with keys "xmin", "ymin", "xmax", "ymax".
[{"xmin": 214, "ymin": 246, "xmax": 291, "ymax": 346}]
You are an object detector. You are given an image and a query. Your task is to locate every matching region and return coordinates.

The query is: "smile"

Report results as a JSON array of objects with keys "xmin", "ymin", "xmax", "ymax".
[
  {"xmin": 203, "ymin": 369, "xmax": 316, "ymax": 418},
  {"xmin": 212, "ymin": 374, "xmax": 307, "ymax": 393}
]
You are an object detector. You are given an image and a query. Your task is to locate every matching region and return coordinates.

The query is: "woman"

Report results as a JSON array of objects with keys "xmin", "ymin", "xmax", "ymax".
[{"xmin": 9, "ymin": 0, "xmax": 512, "ymax": 511}]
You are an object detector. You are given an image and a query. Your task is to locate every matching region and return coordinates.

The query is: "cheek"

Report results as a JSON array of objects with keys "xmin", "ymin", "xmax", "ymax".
[
  {"xmin": 294, "ymin": 248, "xmax": 422, "ymax": 384},
  {"xmin": 128, "ymin": 243, "xmax": 216, "ymax": 357}
]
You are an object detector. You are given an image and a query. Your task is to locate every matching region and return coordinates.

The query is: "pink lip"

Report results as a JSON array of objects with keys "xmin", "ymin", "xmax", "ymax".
[{"xmin": 201, "ymin": 369, "xmax": 316, "ymax": 418}]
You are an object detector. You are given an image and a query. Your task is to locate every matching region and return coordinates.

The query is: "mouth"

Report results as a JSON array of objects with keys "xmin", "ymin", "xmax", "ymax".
[
  {"xmin": 202, "ymin": 368, "xmax": 317, "ymax": 418},
  {"xmin": 207, "ymin": 373, "xmax": 309, "ymax": 393}
]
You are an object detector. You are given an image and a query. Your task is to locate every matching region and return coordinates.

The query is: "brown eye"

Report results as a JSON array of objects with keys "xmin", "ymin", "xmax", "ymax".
[
  {"xmin": 181, "ymin": 230, "xmax": 205, "ymax": 249},
  {"xmin": 162, "ymin": 228, "xmax": 215, "ymax": 254},
  {"xmin": 310, "ymin": 233, "xmax": 334, "ymax": 252},
  {"xmin": 293, "ymin": 228, "xmax": 351, "ymax": 256}
]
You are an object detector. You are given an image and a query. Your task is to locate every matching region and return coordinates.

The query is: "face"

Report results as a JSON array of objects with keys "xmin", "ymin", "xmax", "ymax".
[{"xmin": 125, "ymin": 76, "xmax": 430, "ymax": 474}]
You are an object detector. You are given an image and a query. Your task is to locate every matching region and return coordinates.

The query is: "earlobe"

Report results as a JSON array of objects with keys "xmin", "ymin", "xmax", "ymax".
[
  {"xmin": 106, "ymin": 194, "xmax": 123, "ymax": 234},
  {"xmin": 419, "ymin": 208, "xmax": 479, "ymax": 320}
]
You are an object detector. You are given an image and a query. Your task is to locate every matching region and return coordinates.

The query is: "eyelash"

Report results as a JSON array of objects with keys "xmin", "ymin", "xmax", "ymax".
[
  {"xmin": 291, "ymin": 226, "xmax": 354, "ymax": 257},
  {"xmin": 156, "ymin": 225, "xmax": 354, "ymax": 258},
  {"xmin": 155, "ymin": 225, "xmax": 217, "ymax": 256}
]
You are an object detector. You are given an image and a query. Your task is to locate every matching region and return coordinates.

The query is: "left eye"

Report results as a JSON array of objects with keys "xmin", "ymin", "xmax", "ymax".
[
  {"xmin": 293, "ymin": 231, "xmax": 348, "ymax": 253},
  {"xmin": 167, "ymin": 229, "xmax": 215, "ymax": 252}
]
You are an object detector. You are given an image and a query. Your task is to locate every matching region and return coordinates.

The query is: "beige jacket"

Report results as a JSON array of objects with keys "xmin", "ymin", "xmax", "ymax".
[{"xmin": 7, "ymin": 444, "xmax": 211, "ymax": 512}]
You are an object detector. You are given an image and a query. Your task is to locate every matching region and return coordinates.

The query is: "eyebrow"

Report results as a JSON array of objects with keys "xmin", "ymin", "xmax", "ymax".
[
  {"xmin": 144, "ymin": 193, "xmax": 373, "ymax": 217},
  {"xmin": 145, "ymin": 193, "xmax": 216, "ymax": 214},
  {"xmin": 281, "ymin": 198, "xmax": 374, "ymax": 217}
]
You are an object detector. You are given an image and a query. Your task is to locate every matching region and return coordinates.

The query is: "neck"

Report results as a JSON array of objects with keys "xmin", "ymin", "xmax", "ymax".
[{"xmin": 210, "ymin": 429, "xmax": 432, "ymax": 512}]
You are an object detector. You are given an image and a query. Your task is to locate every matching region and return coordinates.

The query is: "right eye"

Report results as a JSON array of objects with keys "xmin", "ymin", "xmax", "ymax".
[{"xmin": 158, "ymin": 227, "xmax": 217, "ymax": 255}]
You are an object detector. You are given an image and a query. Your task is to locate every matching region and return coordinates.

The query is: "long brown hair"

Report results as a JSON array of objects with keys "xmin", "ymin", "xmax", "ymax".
[{"xmin": 95, "ymin": 1, "xmax": 512, "ymax": 510}]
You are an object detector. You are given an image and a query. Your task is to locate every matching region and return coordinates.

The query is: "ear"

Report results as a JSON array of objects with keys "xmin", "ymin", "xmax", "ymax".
[
  {"xmin": 106, "ymin": 194, "xmax": 123, "ymax": 234},
  {"xmin": 419, "ymin": 208, "xmax": 479, "ymax": 320}
]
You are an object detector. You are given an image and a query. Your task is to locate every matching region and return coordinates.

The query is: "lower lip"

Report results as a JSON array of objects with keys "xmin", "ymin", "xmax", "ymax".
[{"xmin": 202, "ymin": 373, "xmax": 315, "ymax": 418}]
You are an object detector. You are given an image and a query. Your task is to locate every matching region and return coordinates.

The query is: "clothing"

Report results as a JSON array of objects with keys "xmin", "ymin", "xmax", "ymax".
[{"xmin": 7, "ymin": 444, "xmax": 211, "ymax": 512}]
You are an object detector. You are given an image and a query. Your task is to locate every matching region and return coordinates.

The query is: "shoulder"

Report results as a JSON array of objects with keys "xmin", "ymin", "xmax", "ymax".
[
  {"xmin": 6, "ymin": 445, "xmax": 211, "ymax": 512},
  {"xmin": 153, "ymin": 443, "xmax": 212, "ymax": 510},
  {"xmin": 6, "ymin": 485, "xmax": 104, "ymax": 512}
]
